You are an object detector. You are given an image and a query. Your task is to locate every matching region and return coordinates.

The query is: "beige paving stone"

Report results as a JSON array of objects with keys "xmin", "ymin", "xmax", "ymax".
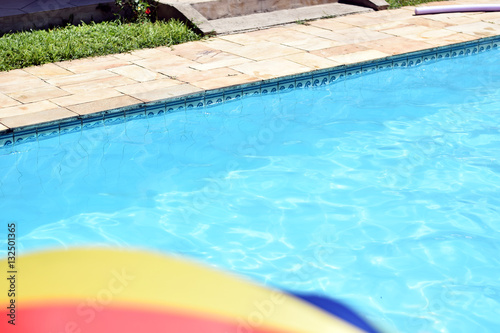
[
  {"xmin": 130, "ymin": 48, "xmax": 173, "ymax": 59},
  {"xmin": 254, "ymin": 27, "xmax": 315, "ymax": 44},
  {"xmin": 424, "ymin": 32, "xmax": 478, "ymax": 46},
  {"xmin": 334, "ymin": 27, "xmax": 392, "ymax": 43},
  {"xmin": 423, "ymin": 12, "xmax": 485, "ymax": 25},
  {"xmin": 447, "ymin": 21, "xmax": 500, "ymax": 37},
  {"xmin": 328, "ymin": 50, "xmax": 390, "ymax": 65},
  {"xmin": 0, "ymin": 69, "xmax": 36, "ymax": 85},
  {"xmin": 0, "ymin": 79, "xmax": 52, "ymax": 94},
  {"xmin": 465, "ymin": 12, "xmax": 500, "ymax": 21},
  {"xmin": 282, "ymin": 36, "xmax": 341, "ymax": 51},
  {"xmin": 284, "ymin": 52, "xmax": 341, "ymax": 70},
  {"xmin": 201, "ymin": 38, "xmax": 246, "ymax": 53},
  {"xmin": 219, "ymin": 32, "xmax": 267, "ymax": 45},
  {"xmin": 23, "ymin": 63, "xmax": 73, "ymax": 79},
  {"xmin": 403, "ymin": 28, "xmax": 458, "ymax": 42},
  {"xmin": 0, "ymin": 101, "xmax": 61, "ymax": 118},
  {"xmin": 0, "ymin": 93, "xmax": 21, "ymax": 108},
  {"xmin": 8, "ymin": 86, "xmax": 70, "ymax": 104},
  {"xmin": 190, "ymin": 55, "xmax": 253, "ymax": 71},
  {"xmin": 334, "ymin": 13, "xmax": 392, "ymax": 27},
  {"xmin": 0, "ymin": 108, "xmax": 78, "ymax": 128},
  {"xmin": 227, "ymin": 41, "xmax": 302, "ymax": 61},
  {"xmin": 46, "ymin": 70, "xmax": 119, "ymax": 87},
  {"xmin": 67, "ymin": 95, "xmax": 143, "ymax": 115},
  {"xmin": 109, "ymin": 65, "xmax": 164, "ymax": 82},
  {"xmin": 190, "ymin": 74, "xmax": 260, "ymax": 90},
  {"xmin": 170, "ymin": 41, "xmax": 223, "ymax": 62},
  {"xmin": 113, "ymin": 52, "xmax": 145, "ymax": 62},
  {"xmin": 0, "ymin": 123, "xmax": 7, "ymax": 131},
  {"xmin": 360, "ymin": 36, "xmax": 434, "ymax": 55},
  {"xmin": 50, "ymin": 89, "xmax": 123, "ymax": 107},
  {"xmin": 286, "ymin": 24, "xmax": 351, "ymax": 41},
  {"xmin": 310, "ymin": 44, "xmax": 369, "ymax": 58},
  {"xmin": 121, "ymin": 84, "xmax": 203, "ymax": 102},
  {"xmin": 382, "ymin": 24, "xmax": 435, "ymax": 38},
  {"xmin": 59, "ymin": 75, "xmax": 138, "ymax": 95},
  {"xmin": 133, "ymin": 56, "xmax": 197, "ymax": 76},
  {"xmin": 177, "ymin": 67, "xmax": 243, "ymax": 83},
  {"xmin": 308, "ymin": 18, "xmax": 355, "ymax": 31},
  {"xmin": 56, "ymin": 55, "xmax": 131, "ymax": 73},
  {"xmin": 114, "ymin": 79, "xmax": 181, "ymax": 96},
  {"xmin": 365, "ymin": 19, "xmax": 414, "ymax": 32},
  {"xmin": 231, "ymin": 59, "xmax": 312, "ymax": 80}
]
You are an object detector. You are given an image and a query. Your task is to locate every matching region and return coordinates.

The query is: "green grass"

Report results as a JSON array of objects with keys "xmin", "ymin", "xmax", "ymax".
[
  {"xmin": 387, "ymin": 0, "xmax": 446, "ymax": 9},
  {"xmin": 0, "ymin": 19, "xmax": 201, "ymax": 72}
]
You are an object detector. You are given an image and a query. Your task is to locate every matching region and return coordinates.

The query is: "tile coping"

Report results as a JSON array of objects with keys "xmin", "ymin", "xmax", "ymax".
[{"xmin": 1, "ymin": 34, "xmax": 499, "ymax": 148}]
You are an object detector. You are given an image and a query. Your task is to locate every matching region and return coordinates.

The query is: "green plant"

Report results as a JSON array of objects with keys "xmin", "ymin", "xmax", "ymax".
[
  {"xmin": 115, "ymin": 0, "xmax": 158, "ymax": 22},
  {"xmin": 0, "ymin": 20, "xmax": 201, "ymax": 72}
]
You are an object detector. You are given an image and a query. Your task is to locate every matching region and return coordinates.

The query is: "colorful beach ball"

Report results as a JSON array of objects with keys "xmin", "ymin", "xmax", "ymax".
[{"xmin": 1, "ymin": 248, "xmax": 380, "ymax": 333}]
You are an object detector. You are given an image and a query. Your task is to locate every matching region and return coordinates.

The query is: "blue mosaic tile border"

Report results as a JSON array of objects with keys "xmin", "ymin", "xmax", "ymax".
[{"xmin": 1, "ymin": 35, "xmax": 499, "ymax": 149}]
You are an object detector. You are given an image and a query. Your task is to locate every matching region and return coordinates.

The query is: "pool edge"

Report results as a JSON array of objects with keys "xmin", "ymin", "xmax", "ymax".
[{"xmin": 1, "ymin": 35, "xmax": 499, "ymax": 148}]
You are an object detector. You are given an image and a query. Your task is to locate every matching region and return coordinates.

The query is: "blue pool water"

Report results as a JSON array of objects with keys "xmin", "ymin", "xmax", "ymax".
[{"xmin": 2, "ymin": 48, "xmax": 500, "ymax": 332}]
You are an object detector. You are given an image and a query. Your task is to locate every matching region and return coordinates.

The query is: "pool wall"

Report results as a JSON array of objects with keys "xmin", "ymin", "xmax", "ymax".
[{"xmin": 0, "ymin": 35, "xmax": 499, "ymax": 149}]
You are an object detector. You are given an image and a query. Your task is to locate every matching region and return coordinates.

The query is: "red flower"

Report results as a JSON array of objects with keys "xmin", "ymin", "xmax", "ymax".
[{"xmin": 145, "ymin": 8, "xmax": 151, "ymax": 15}]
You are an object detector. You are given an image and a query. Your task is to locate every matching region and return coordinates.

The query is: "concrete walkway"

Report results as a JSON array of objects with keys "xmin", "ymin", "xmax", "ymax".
[{"xmin": 1, "ymin": 0, "xmax": 500, "ymax": 133}]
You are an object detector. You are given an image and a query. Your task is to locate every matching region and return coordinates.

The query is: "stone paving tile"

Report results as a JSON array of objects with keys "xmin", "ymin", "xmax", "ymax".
[
  {"xmin": 112, "ymin": 52, "xmax": 145, "ymax": 62},
  {"xmin": 109, "ymin": 65, "xmax": 165, "ymax": 82},
  {"xmin": 359, "ymin": 36, "xmax": 435, "ymax": 55},
  {"xmin": 286, "ymin": 24, "xmax": 352, "ymax": 41},
  {"xmin": 0, "ymin": 80, "xmax": 53, "ymax": 94},
  {"xmin": 0, "ymin": 101, "xmax": 61, "ymax": 118},
  {"xmin": 50, "ymin": 88, "xmax": 123, "ymax": 107},
  {"xmin": 67, "ymin": 96, "xmax": 143, "ymax": 115},
  {"xmin": 0, "ymin": 93, "xmax": 21, "ymax": 108},
  {"xmin": 310, "ymin": 44, "xmax": 369, "ymax": 58},
  {"xmin": 170, "ymin": 42, "xmax": 223, "ymax": 62},
  {"xmin": 423, "ymin": 32, "xmax": 478, "ymax": 46},
  {"xmin": 423, "ymin": 13, "xmax": 485, "ymax": 25},
  {"xmin": 22, "ymin": 63, "xmax": 73, "ymax": 79},
  {"xmin": 307, "ymin": 19, "xmax": 354, "ymax": 31},
  {"xmin": 114, "ymin": 79, "xmax": 182, "ymax": 101},
  {"xmin": 0, "ymin": 123, "xmax": 7, "ymax": 131},
  {"xmin": 231, "ymin": 59, "xmax": 312, "ymax": 79},
  {"xmin": 176, "ymin": 67, "xmax": 243, "ymax": 83},
  {"xmin": 120, "ymin": 84, "xmax": 203, "ymax": 102},
  {"xmin": 8, "ymin": 86, "xmax": 71, "ymax": 104},
  {"xmin": 190, "ymin": 55, "xmax": 253, "ymax": 71},
  {"xmin": 189, "ymin": 74, "xmax": 260, "ymax": 90},
  {"xmin": 0, "ymin": 108, "xmax": 78, "ymax": 129},
  {"xmin": 281, "ymin": 36, "xmax": 341, "ymax": 51},
  {"xmin": 382, "ymin": 24, "xmax": 436, "ymax": 38},
  {"xmin": 334, "ymin": 27, "xmax": 392, "ymax": 43},
  {"xmin": 403, "ymin": 28, "xmax": 458, "ymax": 42},
  {"xmin": 226, "ymin": 41, "xmax": 302, "ymax": 61},
  {"xmin": 201, "ymin": 38, "xmax": 246, "ymax": 54},
  {"xmin": 59, "ymin": 76, "xmax": 138, "ymax": 95},
  {"xmin": 334, "ymin": 13, "xmax": 392, "ymax": 27},
  {"xmin": 130, "ymin": 48, "xmax": 172, "ymax": 59},
  {"xmin": 253, "ymin": 27, "xmax": 316, "ymax": 44},
  {"xmin": 447, "ymin": 21, "xmax": 500, "ymax": 37},
  {"xmin": 46, "ymin": 70, "xmax": 119, "ymax": 87},
  {"xmin": 328, "ymin": 50, "xmax": 390, "ymax": 65},
  {"xmin": 284, "ymin": 52, "xmax": 341, "ymax": 70},
  {"xmin": 57, "ymin": 56, "xmax": 131, "ymax": 74}
]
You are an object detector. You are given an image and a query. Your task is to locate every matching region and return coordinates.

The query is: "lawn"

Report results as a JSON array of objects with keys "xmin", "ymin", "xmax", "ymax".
[{"xmin": 0, "ymin": 20, "xmax": 201, "ymax": 72}]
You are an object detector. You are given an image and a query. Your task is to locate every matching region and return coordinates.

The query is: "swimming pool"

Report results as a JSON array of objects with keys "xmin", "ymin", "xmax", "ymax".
[{"xmin": 1, "ymin": 42, "xmax": 500, "ymax": 332}]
